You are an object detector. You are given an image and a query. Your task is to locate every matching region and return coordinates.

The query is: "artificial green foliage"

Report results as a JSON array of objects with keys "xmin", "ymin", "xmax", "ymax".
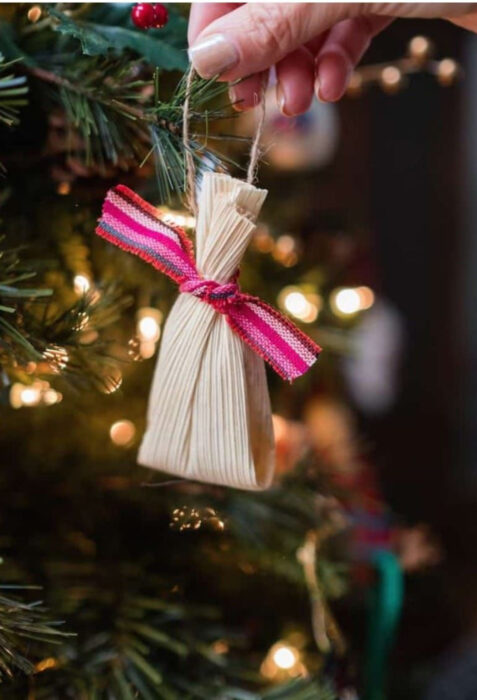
[
  {"xmin": 0, "ymin": 584, "xmax": 72, "ymax": 681},
  {"xmin": 0, "ymin": 5, "xmax": 350, "ymax": 699},
  {"xmin": 0, "ymin": 3, "xmax": 235, "ymax": 201},
  {"xmin": 0, "ymin": 54, "xmax": 27, "ymax": 128},
  {"xmin": 49, "ymin": 7, "xmax": 188, "ymax": 71}
]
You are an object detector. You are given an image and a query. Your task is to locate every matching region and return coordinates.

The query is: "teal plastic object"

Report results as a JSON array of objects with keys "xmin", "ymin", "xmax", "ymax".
[{"xmin": 363, "ymin": 549, "xmax": 404, "ymax": 700}]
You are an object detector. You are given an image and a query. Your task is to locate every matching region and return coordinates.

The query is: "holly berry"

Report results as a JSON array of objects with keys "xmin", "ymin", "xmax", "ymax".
[
  {"xmin": 131, "ymin": 3, "xmax": 169, "ymax": 30},
  {"xmin": 152, "ymin": 3, "xmax": 168, "ymax": 28}
]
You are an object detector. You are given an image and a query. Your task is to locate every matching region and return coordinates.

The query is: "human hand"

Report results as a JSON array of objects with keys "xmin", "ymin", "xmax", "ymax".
[{"xmin": 188, "ymin": 3, "xmax": 477, "ymax": 115}]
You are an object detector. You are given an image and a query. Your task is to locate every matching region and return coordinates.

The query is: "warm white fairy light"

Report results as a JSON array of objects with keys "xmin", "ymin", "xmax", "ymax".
[
  {"xmin": 261, "ymin": 641, "xmax": 305, "ymax": 681},
  {"xmin": 284, "ymin": 291, "xmax": 308, "ymax": 317},
  {"xmin": 331, "ymin": 286, "xmax": 375, "ymax": 317},
  {"xmin": 380, "ymin": 66, "xmax": 402, "ymax": 93},
  {"xmin": 73, "ymin": 274, "xmax": 91, "ymax": 295},
  {"xmin": 437, "ymin": 58, "xmax": 458, "ymax": 86},
  {"xmin": 136, "ymin": 307, "xmax": 162, "ymax": 343},
  {"xmin": 356, "ymin": 285, "xmax": 375, "ymax": 310},
  {"xmin": 20, "ymin": 386, "xmax": 40, "ymax": 406},
  {"xmin": 278, "ymin": 286, "xmax": 321, "ymax": 324},
  {"xmin": 110, "ymin": 419, "xmax": 136, "ymax": 447},
  {"xmin": 10, "ymin": 380, "xmax": 62, "ymax": 409},
  {"xmin": 138, "ymin": 316, "xmax": 160, "ymax": 342},
  {"xmin": 139, "ymin": 340, "xmax": 157, "ymax": 359},
  {"xmin": 408, "ymin": 35, "xmax": 432, "ymax": 61},
  {"xmin": 162, "ymin": 209, "xmax": 196, "ymax": 229},
  {"xmin": 273, "ymin": 645, "xmax": 297, "ymax": 670}
]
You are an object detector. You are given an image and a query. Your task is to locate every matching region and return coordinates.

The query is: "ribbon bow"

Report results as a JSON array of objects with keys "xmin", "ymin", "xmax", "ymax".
[{"xmin": 96, "ymin": 184, "xmax": 321, "ymax": 381}]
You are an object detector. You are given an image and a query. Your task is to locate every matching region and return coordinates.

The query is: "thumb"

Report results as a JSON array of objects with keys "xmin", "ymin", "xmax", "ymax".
[{"xmin": 188, "ymin": 2, "xmax": 476, "ymax": 81}]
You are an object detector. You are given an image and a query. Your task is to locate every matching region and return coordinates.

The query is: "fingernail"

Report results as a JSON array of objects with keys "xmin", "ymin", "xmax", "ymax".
[
  {"xmin": 315, "ymin": 76, "xmax": 325, "ymax": 102},
  {"xmin": 188, "ymin": 34, "xmax": 239, "ymax": 79},
  {"xmin": 229, "ymin": 85, "xmax": 244, "ymax": 111},
  {"xmin": 276, "ymin": 82, "xmax": 294, "ymax": 117}
]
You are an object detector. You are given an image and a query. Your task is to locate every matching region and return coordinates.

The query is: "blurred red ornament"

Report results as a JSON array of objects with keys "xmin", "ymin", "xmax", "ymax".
[{"xmin": 131, "ymin": 3, "xmax": 169, "ymax": 29}]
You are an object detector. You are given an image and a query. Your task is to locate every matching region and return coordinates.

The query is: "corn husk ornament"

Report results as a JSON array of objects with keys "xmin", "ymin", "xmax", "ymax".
[{"xmin": 96, "ymin": 70, "xmax": 321, "ymax": 490}]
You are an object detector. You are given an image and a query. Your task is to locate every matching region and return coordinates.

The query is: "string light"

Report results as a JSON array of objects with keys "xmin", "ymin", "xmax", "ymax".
[
  {"xmin": 212, "ymin": 639, "xmax": 229, "ymax": 655},
  {"xmin": 57, "ymin": 181, "xmax": 71, "ymax": 196},
  {"xmin": 109, "ymin": 419, "xmax": 136, "ymax": 447},
  {"xmin": 408, "ymin": 35, "xmax": 432, "ymax": 62},
  {"xmin": 10, "ymin": 380, "xmax": 62, "ymax": 409},
  {"xmin": 347, "ymin": 35, "xmax": 460, "ymax": 97},
  {"xmin": 137, "ymin": 307, "xmax": 162, "ymax": 343},
  {"xmin": 278, "ymin": 286, "xmax": 322, "ymax": 324},
  {"xmin": 273, "ymin": 235, "xmax": 299, "ymax": 267},
  {"xmin": 273, "ymin": 645, "xmax": 298, "ymax": 670},
  {"xmin": 252, "ymin": 225, "xmax": 275, "ymax": 253},
  {"xmin": 260, "ymin": 641, "xmax": 306, "ymax": 681},
  {"xmin": 73, "ymin": 274, "xmax": 91, "ymax": 295},
  {"xmin": 380, "ymin": 65, "xmax": 403, "ymax": 93},
  {"xmin": 331, "ymin": 286, "xmax": 374, "ymax": 318},
  {"xmin": 170, "ymin": 506, "xmax": 226, "ymax": 532},
  {"xmin": 161, "ymin": 208, "xmax": 196, "ymax": 229},
  {"xmin": 437, "ymin": 58, "xmax": 459, "ymax": 86},
  {"xmin": 347, "ymin": 71, "xmax": 364, "ymax": 97},
  {"xmin": 35, "ymin": 657, "xmax": 58, "ymax": 672}
]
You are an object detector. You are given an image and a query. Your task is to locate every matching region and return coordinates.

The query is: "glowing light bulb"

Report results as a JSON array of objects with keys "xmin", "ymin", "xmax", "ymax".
[
  {"xmin": 57, "ymin": 181, "xmax": 71, "ymax": 196},
  {"xmin": 278, "ymin": 287, "xmax": 322, "ymax": 323},
  {"xmin": 136, "ymin": 307, "xmax": 162, "ymax": 344},
  {"xmin": 380, "ymin": 66, "xmax": 402, "ymax": 93},
  {"xmin": 332, "ymin": 288, "xmax": 361, "ymax": 316},
  {"xmin": 20, "ymin": 386, "xmax": 40, "ymax": 406},
  {"xmin": 437, "ymin": 58, "xmax": 458, "ymax": 87},
  {"xmin": 331, "ymin": 286, "xmax": 375, "ymax": 317},
  {"xmin": 347, "ymin": 71, "xmax": 364, "ymax": 97},
  {"xmin": 408, "ymin": 35, "xmax": 432, "ymax": 61},
  {"xmin": 138, "ymin": 316, "xmax": 160, "ymax": 342},
  {"xmin": 110, "ymin": 420, "xmax": 136, "ymax": 447},
  {"xmin": 74, "ymin": 274, "xmax": 91, "ymax": 295},
  {"xmin": 356, "ymin": 285, "xmax": 375, "ymax": 310},
  {"xmin": 285, "ymin": 291, "xmax": 308, "ymax": 317},
  {"xmin": 273, "ymin": 645, "xmax": 298, "ymax": 670}
]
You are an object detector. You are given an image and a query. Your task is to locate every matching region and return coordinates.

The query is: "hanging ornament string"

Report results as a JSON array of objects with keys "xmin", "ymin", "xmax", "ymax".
[
  {"xmin": 96, "ymin": 69, "xmax": 321, "ymax": 382},
  {"xmin": 182, "ymin": 66, "xmax": 198, "ymax": 218},
  {"xmin": 182, "ymin": 66, "xmax": 266, "ymax": 214}
]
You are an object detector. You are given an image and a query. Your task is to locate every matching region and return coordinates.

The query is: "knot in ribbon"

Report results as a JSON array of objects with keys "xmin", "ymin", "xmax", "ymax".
[
  {"xmin": 96, "ymin": 184, "xmax": 321, "ymax": 382},
  {"xmin": 179, "ymin": 278, "xmax": 239, "ymax": 315}
]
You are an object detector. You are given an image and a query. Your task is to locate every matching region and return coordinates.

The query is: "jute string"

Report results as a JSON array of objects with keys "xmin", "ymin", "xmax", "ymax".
[{"xmin": 183, "ymin": 66, "xmax": 266, "ymax": 215}]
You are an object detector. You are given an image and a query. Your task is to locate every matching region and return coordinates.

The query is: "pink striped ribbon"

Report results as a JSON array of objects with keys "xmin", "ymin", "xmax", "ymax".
[{"xmin": 96, "ymin": 184, "xmax": 321, "ymax": 381}]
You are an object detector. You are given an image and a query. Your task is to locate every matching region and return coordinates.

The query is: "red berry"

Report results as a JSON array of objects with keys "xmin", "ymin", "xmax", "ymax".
[
  {"xmin": 131, "ymin": 3, "xmax": 156, "ymax": 29},
  {"xmin": 152, "ymin": 3, "xmax": 168, "ymax": 28}
]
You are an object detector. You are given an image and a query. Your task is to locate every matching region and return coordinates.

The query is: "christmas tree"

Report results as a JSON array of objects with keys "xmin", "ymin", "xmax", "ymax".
[{"xmin": 0, "ymin": 4, "xmax": 349, "ymax": 698}]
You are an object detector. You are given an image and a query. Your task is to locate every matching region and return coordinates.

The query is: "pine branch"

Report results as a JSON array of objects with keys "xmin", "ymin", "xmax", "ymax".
[
  {"xmin": 0, "ymin": 585, "xmax": 72, "ymax": 682},
  {"xmin": 0, "ymin": 54, "xmax": 27, "ymax": 129},
  {"xmin": 0, "ymin": 4, "xmax": 241, "ymax": 202},
  {"xmin": 0, "ymin": 238, "xmax": 131, "ymax": 389}
]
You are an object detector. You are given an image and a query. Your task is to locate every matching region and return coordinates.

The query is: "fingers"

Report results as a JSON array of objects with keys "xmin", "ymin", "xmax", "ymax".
[
  {"xmin": 276, "ymin": 47, "xmax": 315, "ymax": 116},
  {"xmin": 188, "ymin": 3, "xmax": 241, "ymax": 45},
  {"xmin": 188, "ymin": 3, "xmax": 354, "ymax": 81},
  {"xmin": 315, "ymin": 16, "xmax": 393, "ymax": 102},
  {"xmin": 229, "ymin": 72, "xmax": 267, "ymax": 111}
]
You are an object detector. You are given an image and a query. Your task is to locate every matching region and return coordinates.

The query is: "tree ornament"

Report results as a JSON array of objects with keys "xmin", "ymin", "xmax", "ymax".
[
  {"xmin": 152, "ymin": 3, "xmax": 169, "ymax": 28},
  {"xmin": 96, "ymin": 175, "xmax": 321, "ymax": 490},
  {"xmin": 131, "ymin": 3, "xmax": 169, "ymax": 30}
]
